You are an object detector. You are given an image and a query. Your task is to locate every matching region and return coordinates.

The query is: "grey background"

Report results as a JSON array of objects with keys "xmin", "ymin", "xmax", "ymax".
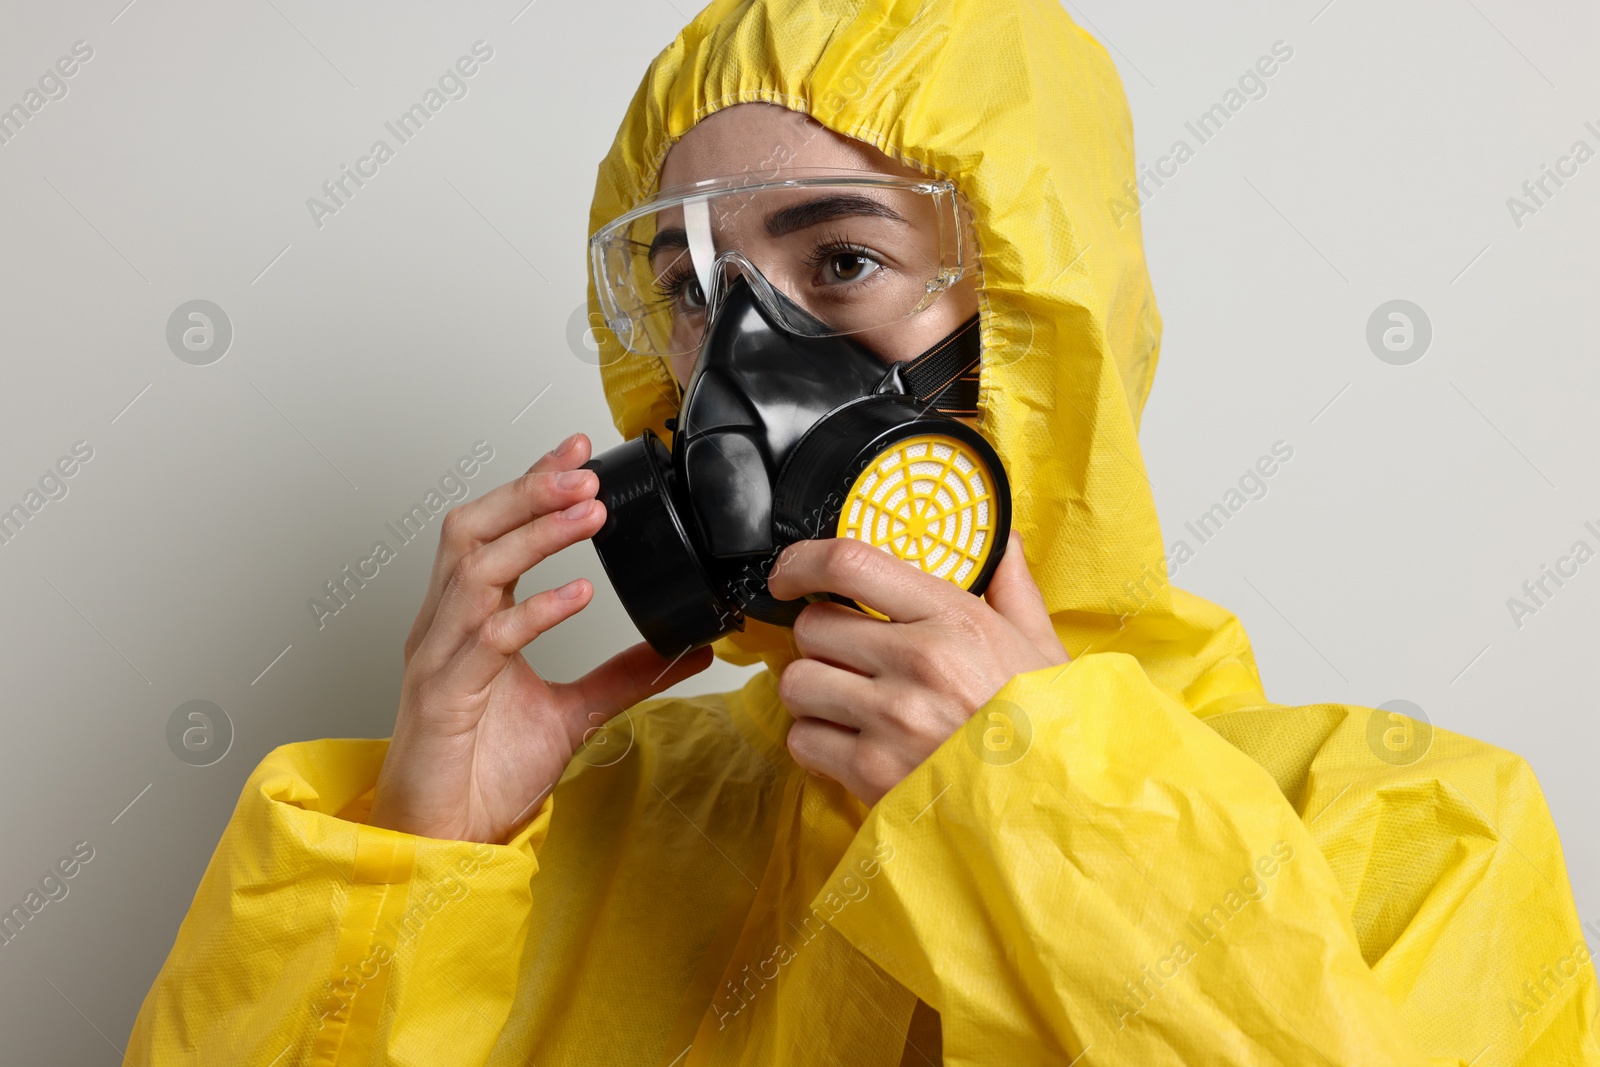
[{"xmin": 0, "ymin": 0, "xmax": 1594, "ymax": 1061}]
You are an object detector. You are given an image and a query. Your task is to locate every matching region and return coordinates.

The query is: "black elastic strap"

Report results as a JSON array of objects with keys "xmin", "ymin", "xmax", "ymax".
[{"xmin": 896, "ymin": 313, "xmax": 982, "ymax": 417}]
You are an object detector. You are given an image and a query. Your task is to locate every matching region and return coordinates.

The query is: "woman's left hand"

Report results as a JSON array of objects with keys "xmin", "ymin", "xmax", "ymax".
[{"xmin": 766, "ymin": 530, "xmax": 1071, "ymax": 805}]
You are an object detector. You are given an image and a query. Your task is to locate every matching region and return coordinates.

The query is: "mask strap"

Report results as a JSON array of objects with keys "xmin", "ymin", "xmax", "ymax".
[
  {"xmin": 683, "ymin": 198, "xmax": 718, "ymax": 315},
  {"xmin": 895, "ymin": 313, "xmax": 982, "ymax": 417}
]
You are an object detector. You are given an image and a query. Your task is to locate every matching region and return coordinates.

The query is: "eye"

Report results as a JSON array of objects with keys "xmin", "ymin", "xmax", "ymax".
[
  {"xmin": 654, "ymin": 268, "xmax": 706, "ymax": 313},
  {"xmin": 821, "ymin": 251, "xmax": 880, "ymax": 285},
  {"xmin": 679, "ymin": 274, "xmax": 706, "ymax": 310}
]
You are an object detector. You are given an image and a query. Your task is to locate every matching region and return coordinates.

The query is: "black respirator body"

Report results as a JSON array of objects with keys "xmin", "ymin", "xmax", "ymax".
[{"xmin": 582, "ymin": 275, "xmax": 1011, "ymax": 659}]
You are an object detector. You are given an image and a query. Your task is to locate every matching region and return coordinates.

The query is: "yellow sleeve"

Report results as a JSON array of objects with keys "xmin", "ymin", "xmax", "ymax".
[
  {"xmin": 125, "ymin": 739, "xmax": 551, "ymax": 1066},
  {"xmin": 818, "ymin": 652, "xmax": 1562, "ymax": 1066},
  {"xmin": 1205, "ymin": 698, "xmax": 1600, "ymax": 1065}
]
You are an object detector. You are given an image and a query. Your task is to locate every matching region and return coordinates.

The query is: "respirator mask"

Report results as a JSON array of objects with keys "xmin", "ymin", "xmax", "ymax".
[{"xmin": 583, "ymin": 170, "xmax": 1012, "ymax": 659}]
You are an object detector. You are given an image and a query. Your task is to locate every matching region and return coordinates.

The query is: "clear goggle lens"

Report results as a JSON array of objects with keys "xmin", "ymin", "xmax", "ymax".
[{"xmin": 590, "ymin": 171, "xmax": 969, "ymax": 357}]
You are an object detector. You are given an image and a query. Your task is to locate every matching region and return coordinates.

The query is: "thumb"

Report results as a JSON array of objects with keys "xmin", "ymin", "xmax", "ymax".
[
  {"xmin": 983, "ymin": 531, "xmax": 1068, "ymax": 663},
  {"xmin": 557, "ymin": 641, "xmax": 715, "ymax": 747}
]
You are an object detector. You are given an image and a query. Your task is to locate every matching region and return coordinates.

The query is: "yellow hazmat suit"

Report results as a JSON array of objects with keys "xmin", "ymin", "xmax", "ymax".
[{"xmin": 129, "ymin": 0, "xmax": 1600, "ymax": 1063}]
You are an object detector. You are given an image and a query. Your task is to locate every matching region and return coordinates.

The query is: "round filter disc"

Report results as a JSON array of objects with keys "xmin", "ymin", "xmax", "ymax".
[{"xmin": 834, "ymin": 433, "xmax": 998, "ymax": 620}]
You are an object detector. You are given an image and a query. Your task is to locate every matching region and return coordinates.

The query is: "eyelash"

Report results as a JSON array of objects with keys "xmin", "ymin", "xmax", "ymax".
[
  {"xmin": 652, "ymin": 232, "xmax": 887, "ymax": 304},
  {"xmin": 803, "ymin": 231, "xmax": 884, "ymax": 275},
  {"xmin": 652, "ymin": 264, "xmax": 693, "ymax": 302}
]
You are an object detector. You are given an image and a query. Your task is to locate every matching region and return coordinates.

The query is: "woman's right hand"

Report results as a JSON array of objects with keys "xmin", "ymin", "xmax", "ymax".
[{"xmin": 368, "ymin": 432, "xmax": 714, "ymax": 844}]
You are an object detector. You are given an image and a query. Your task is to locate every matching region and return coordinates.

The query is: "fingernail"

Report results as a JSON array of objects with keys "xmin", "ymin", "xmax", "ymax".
[
  {"xmin": 561, "ymin": 499, "xmax": 594, "ymax": 520},
  {"xmin": 556, "ymin": 469, "xmax": 591, "ymax": 490},
  {"xmin": 553, "ymin": 432, "xmax": 580, "ymax": 456},
  {"xmin": 556, "ymin": 579, "xmax": 586, "ymax": 600}
]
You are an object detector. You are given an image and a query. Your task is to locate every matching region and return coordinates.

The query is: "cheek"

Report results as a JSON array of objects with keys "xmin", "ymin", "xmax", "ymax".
[
  {"xmin": 859, "ymin": 280, "xmax": 983, "ymax": 365},
  {"xmin": 945, "ymin": 277, "xmax": 981, "ymax": 318},
  {"xmin": 670, "ymin": 352, "xmax": 695, "ymax": 389}
]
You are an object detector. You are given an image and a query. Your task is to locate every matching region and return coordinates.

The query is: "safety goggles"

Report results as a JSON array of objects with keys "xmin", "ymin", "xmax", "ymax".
[{"xmin": 590, "ymin": 169, "xmax": 970, "ymax": 358}]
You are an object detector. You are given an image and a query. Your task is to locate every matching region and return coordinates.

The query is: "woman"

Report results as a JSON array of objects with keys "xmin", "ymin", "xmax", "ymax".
[{"xmin": 129, "ymin": 0, "xmax": 1598, "ymax": 1063}]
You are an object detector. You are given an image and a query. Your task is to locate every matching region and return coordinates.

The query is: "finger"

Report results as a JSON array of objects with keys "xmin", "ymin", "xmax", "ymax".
[
  {"xmin": 776, "ymin": 656, "xmax": 877, "ymax": 730},
  {"xmin": 418, "ymin": 436, "xmax": 595, "ymax": 621},
  {"xmin": 785, "ymin": 716, "xmax": 861, "ymax": 791},
  {"xmin": 982, "ymin": 531, "xmax": 1069, "ymax": 663},
  {"xmin": 790, "ymin": 601, "xmax": 892, "ymax": 676},
  {"xmin": 406, "ymin": 433, "xmax": 596, "ymax": 657},
  {"xmin": 766, "ymin": 538, "xmax": 959, "ymax": 623},
  {"xmin": 455, "ymin": 432, "xmax": 596, "ymax": 543},
  {"xmin": 433, "ymin": 577, "xmax": 597, "ymax": 700},
  {"xmin": 416, "ymin": 498, "xmax": 609, "ymax": 671},
  {"xmin": 550, "ymin": 641, "xmax": 716, "ymax": 750}
]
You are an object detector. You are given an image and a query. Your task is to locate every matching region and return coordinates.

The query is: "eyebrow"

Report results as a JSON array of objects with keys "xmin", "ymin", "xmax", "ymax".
[
  {"xmin": 647, "ymin": 229, "xmax": 687, "ymax": 262},
  {"xmin": 646, "ymin": 193, "xmax": 908, "ymax": 262},
  {"xmin": 763, "ymin": 193, "xmax": 908, "ymax": 237}
]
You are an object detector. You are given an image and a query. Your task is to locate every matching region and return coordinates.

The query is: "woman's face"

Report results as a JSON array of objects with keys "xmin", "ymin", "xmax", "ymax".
[{"xmin": 656, "ymin": 103, "xmax": 980, "ymax": 426}]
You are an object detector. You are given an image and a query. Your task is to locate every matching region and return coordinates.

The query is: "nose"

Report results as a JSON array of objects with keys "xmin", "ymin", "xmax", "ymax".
[
  {"xmin": 669, "ymin": 271, "xmax": 760, "ymax": 389},
  {"xmin": 671, "ymin": 263, "xmax": 847, "ymax": 391},
  {"xmin": 696, "ymin": 251, "xmax": 765, "ymax": 329}
]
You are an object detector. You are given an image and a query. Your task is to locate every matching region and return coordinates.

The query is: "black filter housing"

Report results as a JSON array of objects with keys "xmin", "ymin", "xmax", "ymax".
[
  {"xmin": 772, "ymin": 394, "xmax": 1011, "ymax": 614},
  {"xmin": 581, "ymin": 429, "xmax": 742, "ymax": 657}
]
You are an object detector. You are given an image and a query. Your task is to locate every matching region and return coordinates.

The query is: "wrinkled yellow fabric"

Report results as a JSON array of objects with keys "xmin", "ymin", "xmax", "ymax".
[{"xmin": 129, "ymin": 0, "xmax": 1600, "ymax": 1063}]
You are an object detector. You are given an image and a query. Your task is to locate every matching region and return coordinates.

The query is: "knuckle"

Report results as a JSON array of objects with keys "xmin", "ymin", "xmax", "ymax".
[
  {"xmin": 776, "ymin": 659, "xmax": 813, "ymax": 709},
  {"xmin": 931, "ymin": 648, "xmax": 971, "ymax": 694},
  {"xmin": 408, "ymin": 674, "xmax": 442, "ymax": 714},
  {"xmin": 477, "ymin": 611, "xmax": 514, "ymax": 654},
  {"xmin": 939, "ymin": 603, "xmax": 989, "ymax": 646},
  {"xmin": 853, "ymin": 743, "xmax": 904, "ymax": 796},
  {"xmin": 455, "ymin": 545, "xmax": 491, "ymax": 585},
  {"xmin": 833, "ymin": 537, "xmax": 875, "ymax": 570},
  {"xmin": 517, "ymin": 468, "xmax": 551, "ymax": 500},
  {"xmin": 768, "ymin": 544, "xmax": 800, "ymax": 585},
  {"xmin": 784, "ymin": 721, "xmax": 815, "ymax": 766},
  {"xmin": 790, "ymin": 604, "xmax": 823, "ymax": 650},
  {"xmin": 900, "ymin": 643, "xmax": 943, "ymax": 687},
  {"xmin": 438, "ymin": 506, "xmax": 471, "ymax": 546},
  {"xmin": 885, "ymin": 687, "xmax": 925, "ymax": 727},
  {"xmin": 828, "ymin": 538, "xmax": 877, "ymax": 583}
]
